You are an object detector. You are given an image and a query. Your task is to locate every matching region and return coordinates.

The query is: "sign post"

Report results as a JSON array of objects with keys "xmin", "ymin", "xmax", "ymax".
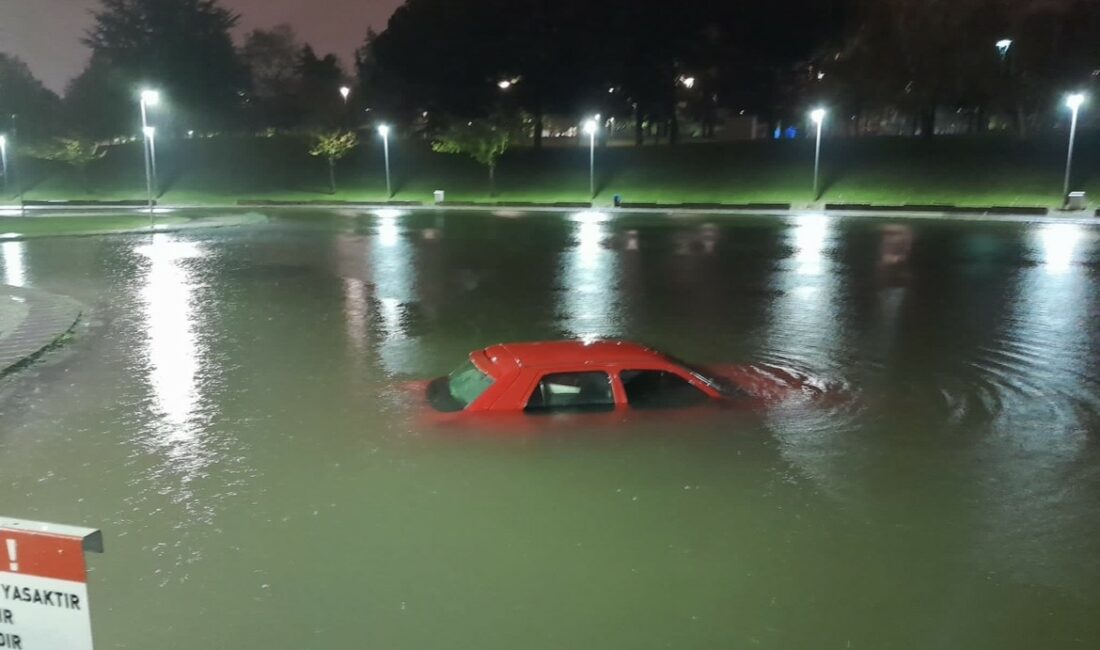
[{"xmin": 0, "ymin": 518, "xmax": 103, "ymax": 650}]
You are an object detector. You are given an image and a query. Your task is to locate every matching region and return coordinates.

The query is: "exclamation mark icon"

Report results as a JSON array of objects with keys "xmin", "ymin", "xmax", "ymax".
[{"xmin": 4, "ymin": 539, "xmax": 17, "ymax": 572}]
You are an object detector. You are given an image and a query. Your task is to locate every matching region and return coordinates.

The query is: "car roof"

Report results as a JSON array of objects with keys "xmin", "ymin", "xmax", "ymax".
[{"xmin": 478, "ymin": 340, "xmax": 669, "ymax": 373}]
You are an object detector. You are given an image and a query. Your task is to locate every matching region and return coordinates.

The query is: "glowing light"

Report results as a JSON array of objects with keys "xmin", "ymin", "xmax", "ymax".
[
  {"xmin": 583, "ymin": 120, "xmax": 597, "ymax": 135},
  {"xmin": 2, "ymin": 240, "xmax": 26, "ymax": 287},
  {"xmin": 996, "ymin": 39, "xmax": 1013, "ymax": 55},
  {"xmin": 143, "ymin": 126, "xmax": 156, "ymax": 138},
  {"xmin": 679, "ymin": 76, "xmax": 696, "ymax": 89},
  {"xmin": 497, "ymin": 80, "xmax": 512, "ymax": 90},
  {"xmin": 1066, "ymin": 93, "xmax": 1086, "ymax": 111},
  {"xmin": 569, "ymin": 210, "xmax": 609, "ymax": 223},
  {"xmin": 791, "ymin": 214, "xmax": 830, "ymax": 277},
  {"xmin": 811, "ymin": 108, "xmax": 827, "ymax": 124},
  {"xmin": 377, "ymin": 124, "xmax": 390, "ymax": 137},
  {"xmin": 1037, "ymin": 223, "xmax": 1083, "ymax": 275},
  {"xmin": 339, "ymin": 86, "xmax": 351, "ymax": 100},
  {"xmin": 373, "ymin": 208, "xmax": 404, "ymax": 219},
  {"xmin": 377, "ymin": 214, "xmax": 399, "ymax": 248},
  {"xmin": 140, "ymin": 89, "xmax": 160, "ymax": 106}
]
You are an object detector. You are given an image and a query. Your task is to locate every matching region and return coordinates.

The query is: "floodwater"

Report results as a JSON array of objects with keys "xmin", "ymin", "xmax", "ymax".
[{"xmin": 1, "ymin": 210, "xmax": 1099, "ymax": 648}]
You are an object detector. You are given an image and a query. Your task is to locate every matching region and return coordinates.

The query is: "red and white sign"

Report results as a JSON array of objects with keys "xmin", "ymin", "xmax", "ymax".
[{"xmin": 0, "ymin": 519, "xmax": 103, "ymax": 650}]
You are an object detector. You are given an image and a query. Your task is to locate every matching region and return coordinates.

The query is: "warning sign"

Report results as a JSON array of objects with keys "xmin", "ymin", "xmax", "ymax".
[{"xmin": 0, "ymin": 519, "xmax": 103, "ymax": 650}]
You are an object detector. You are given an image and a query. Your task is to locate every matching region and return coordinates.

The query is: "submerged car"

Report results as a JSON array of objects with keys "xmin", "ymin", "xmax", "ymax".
[{"xmin": 426, "ymin": 340, "xmax": 816, "ymax": 414}]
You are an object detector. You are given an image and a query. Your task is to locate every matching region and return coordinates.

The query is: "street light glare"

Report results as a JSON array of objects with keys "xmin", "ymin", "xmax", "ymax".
[
  {"xmin": 811, "ymin": 108, "xmax": 827, "ymax": 124},
  {"xmin": 497, "ymin": 80, "xmax": 512, "ymax": 90},
  {"xmin": 0, "ymin": 135, "xmax": 6, "ymax": 147},
  {"xmin": 143, "ymin": 126, "xmax": 156, "ymax": 138},
  {"xmin": 377, "ymin": 124, "xmax": 391, "ymax": 137},
  {"xmin": 141, "ymin": 90, "xmax": 160, "ymax": 106},
  {"xmin": 996, "ymin": 39, "xmax": 1013, "ymax": 50},
  {"xmin": 339, "ymin": 86, "xmax": 351, "ymax": 99},
  {"xmin": 1066, "ymin": 93, "xmax": 1086, "ymax": 111},
  {"xmin": 583, "ymin": 120, "xmax": 597, "ymax": 135}
]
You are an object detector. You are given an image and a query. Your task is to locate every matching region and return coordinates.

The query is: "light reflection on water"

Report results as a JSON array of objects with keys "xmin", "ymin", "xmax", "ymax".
[
  {"xmin": 2, "ymin": 212, "xmax": 1100, "ymax": 648},
  {"xmin": 1, "ymin": 240, "xmax": 25, "ymax": 286}
]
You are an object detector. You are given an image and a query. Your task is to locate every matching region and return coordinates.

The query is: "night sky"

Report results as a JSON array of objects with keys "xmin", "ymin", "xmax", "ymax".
[{"xmin": 0, "ymin": 0, "xmax": 404, "ymax": 93}]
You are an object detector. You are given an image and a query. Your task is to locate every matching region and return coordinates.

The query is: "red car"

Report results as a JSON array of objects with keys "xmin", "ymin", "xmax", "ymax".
[{"xmin": 426, "ymin": 340, "xmax": 817, "ymax": 415}]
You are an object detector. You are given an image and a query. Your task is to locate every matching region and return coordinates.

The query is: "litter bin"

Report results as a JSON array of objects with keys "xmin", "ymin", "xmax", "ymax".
[
  {"xmin": 1066, "ymin": 191, "xmax": 1087, "ymax": 211},
  {"xmin": 434, "ymin": 190, "xmax": 445, "ymax": 204},
  {"xmin": 613, "ymin": 194, "xmax": 622, "ymax": 208}
]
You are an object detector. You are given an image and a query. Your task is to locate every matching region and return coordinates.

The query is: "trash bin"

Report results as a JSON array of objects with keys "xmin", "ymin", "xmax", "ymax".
[
  {"xmin": 1066, "ymin": 191, "xmax": 1087, "ymax": 211},
  {"xmin": 613, "ymin": 194, "xmax": 622, "ymax": 208},
  {"xmin": 434, "ymin": 190, "xmax": 445, "ymax": 204}
]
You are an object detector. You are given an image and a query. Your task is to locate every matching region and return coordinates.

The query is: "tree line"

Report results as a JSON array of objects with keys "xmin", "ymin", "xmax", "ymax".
[{"xmin": 1, "ymin": 0, "xmax": 1098, "ymax": 148}]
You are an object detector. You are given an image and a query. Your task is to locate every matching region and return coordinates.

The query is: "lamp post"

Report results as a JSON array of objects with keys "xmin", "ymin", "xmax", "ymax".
[
  {"xmin": 1063, "ymin": 93, "xmax": 1086, "ymax": 205},
  {"xmin": 378, "ymin": 124, "xmax": 392, "ymax": 199},
  {"xmin": 0, "ymin": 135, "xmax": 8, "ymax": 197},
  {"xmin": 584, "ymin": 119, "xmax": 597, "ymax": 200},
  {"xmin": 143, "ymin": 126, "xmax": 156, "ymax": 218},
  {"xmin": 139, "ymin": 90, "xmax": 160, "ymax": 214},
  {"xmin": 810, "ymin": 108, "xmax": 827, "ymax": 200}
]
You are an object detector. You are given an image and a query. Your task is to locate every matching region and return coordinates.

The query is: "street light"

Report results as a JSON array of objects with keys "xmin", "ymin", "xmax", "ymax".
[
  {"xmin": 995, "ymin": 39, "xmax": 1013, "ymax": 58},
  {"xmin": 583, "ymin": 119, "xmax": 598, "ymax": 200},
  {"xmin": 1063, "ymin": 93, "xmax": 1086, "ymax": 205},
  {"xmin": 0, "ymin": 135, "xmax": 8, "ymax": 197},
  {"xmin": 378, "ymin": 124, "xmax": 392, "ymax": 199},
  {"xmin": 143, "ymin": 126, "xmax": 156, "ymax": 216},
  {"xmin": 139, "ymin": 89, "xmax": 160, "ymax": 215},
  {"xmin": 810, "ymin": 108, "xmax": 827, "ymax": 200},
  {"xmin": 339, "ymin": 86, "xmax": 351, "ymax": 103}
]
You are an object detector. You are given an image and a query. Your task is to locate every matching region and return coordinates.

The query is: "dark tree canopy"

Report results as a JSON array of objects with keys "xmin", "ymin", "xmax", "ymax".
[
  {"xmin": 0, "ymin": 53, "xmax": 62, "ymax": 141},
  {"xmin": 80, "ymin": 0, "xmax": 248, "ymax": 134}
]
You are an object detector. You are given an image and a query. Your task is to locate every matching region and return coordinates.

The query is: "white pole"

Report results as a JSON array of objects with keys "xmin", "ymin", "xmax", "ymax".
[
  {"xmin": 589, "ymin": 129, "xmax": 595, "ymax": 200},
  {"xmin": 813, "ymin": 119, "xmax": 823, "ymax": 199},
  {"xmin": 140, "ymin": 101, "xmax": 154, "ymax": 216},
  {"xmin": 0, "ymin": 136, "xmax": 8, "ymax": 197},
  {"xmin": 1063, "ymin": 104, "xmax": 1080, "ymax": 204},
  {"xmin": 383, "ymin": 133, "xmax": 391, "ymax": 199}
]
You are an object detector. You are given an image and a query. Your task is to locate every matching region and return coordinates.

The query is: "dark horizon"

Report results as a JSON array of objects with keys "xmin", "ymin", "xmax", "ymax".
[{"xmin": 0, "ymin": 0, "xmax": 403, "ymax": 94}]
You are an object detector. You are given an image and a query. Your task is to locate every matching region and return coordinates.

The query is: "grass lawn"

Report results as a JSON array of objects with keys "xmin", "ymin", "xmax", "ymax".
[{"xmin": 2, "ymin": 132, "xmax": 1097, "ymax": 208}]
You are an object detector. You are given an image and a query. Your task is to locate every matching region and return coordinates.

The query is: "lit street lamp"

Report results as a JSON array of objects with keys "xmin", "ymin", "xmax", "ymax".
[
  {"xmin": 995, "ymin": 39, "xmax": 1013, "ymax": 59},
  {"xmin": 139, "ymin": 89, "xmax": 160, "ymax": 214},
  {"xmin": 339, "ymin": 86, "xmax": 351, "ymax": 104},
  {"xmin": 1063, "ymin": 93, "xmax": 1086, "ymax": 205},
  {"xmin": 378, "ymin": 124, "xmax": 392, "ymax": 199},
  {"xmin": 583, "ymin": 119, "xmax": 598, "ymax": 200},
  {"xmin": 810, "ymin": 108, "xmax": 827, "ymax": 200}
]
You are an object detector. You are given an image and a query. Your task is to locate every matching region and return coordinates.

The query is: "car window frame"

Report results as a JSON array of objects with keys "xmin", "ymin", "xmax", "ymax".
[
  {"xmin": 524, "ymin": 369, "xmax": 619, "ymax": 414},
  {"xmin": 616, "ymin": 367, "xmax": 713, "ymax": 410}
]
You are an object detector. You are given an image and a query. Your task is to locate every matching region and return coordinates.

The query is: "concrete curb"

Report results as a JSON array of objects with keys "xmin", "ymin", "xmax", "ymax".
[{"xmin": 0, "ymin": 285, "xmax": 83, "ymax": 377}]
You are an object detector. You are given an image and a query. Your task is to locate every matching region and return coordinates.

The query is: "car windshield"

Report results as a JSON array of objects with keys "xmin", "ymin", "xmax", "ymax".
[{"xmin": 427, "ymin": 358, "xmax": 495, "ymax": 412}]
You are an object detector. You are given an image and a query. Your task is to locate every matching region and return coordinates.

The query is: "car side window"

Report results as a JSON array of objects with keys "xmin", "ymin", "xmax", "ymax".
[
  {"xmin": 525, "ymin": 372, "xmax": 615, "ymax": 413},
  {"xmin": 621, "ymin": 370, "xmax": 709, "ymax": 409}
]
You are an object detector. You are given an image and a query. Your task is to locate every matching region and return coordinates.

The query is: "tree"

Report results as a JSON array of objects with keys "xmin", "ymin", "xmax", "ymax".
[
  {"xmin": 309, "ymin": 131, "xmax": 358, "ymax": 194},
  {"xmin": 241, "ymin": 25, "xmax": 303, "ymax": 129},
  {"xmin": 432, "ymin": 119, "xmax": 512, "ymax": 195},
  {"xmin": 297, "ymin": 46, "xmax": 348, "ymax": 128},
  {"xmin": 33, "ymin": 138, "xmax": 108, "ymax": 193},
  {"xmin": 84, "ymin": 0, "xmax": 248, "ymax": 131},
  {"xmin": 0, "ymin": 53, "xmax": 62, "ymax": 141}
]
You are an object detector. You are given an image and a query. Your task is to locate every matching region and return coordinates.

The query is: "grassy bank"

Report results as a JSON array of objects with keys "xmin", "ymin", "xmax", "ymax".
[{"xmin": 2, "ymin": 133, "xmax": 1098, "ymax": 208}]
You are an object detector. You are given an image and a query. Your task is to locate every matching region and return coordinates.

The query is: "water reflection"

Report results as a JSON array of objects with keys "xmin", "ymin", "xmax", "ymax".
[
  {"xmin": 1036, "ymin": 222, "xmax": 1083, "ymax": 276},
  {"xmin": 1, "ymin": 240, "xmax": 25, "ymax": 287},
  {"xmin": 137, "ymin": 236, "xmax": 208, "ymax": 478},
  {"xmin": 368, "ymin": 212, "xmax": 417, "ymax": 373},
  {"xmin": 560, "ymin": 212, "xmax": 621, "ymax": 340}
]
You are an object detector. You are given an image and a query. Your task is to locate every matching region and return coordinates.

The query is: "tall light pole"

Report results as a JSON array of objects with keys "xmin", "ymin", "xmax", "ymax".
[
  {"xmin": 0, "ymin": 135, "xmax": 8, "ymax": 197},
  {"xmin": 139, "ymin": 90, "xmax": 160, "ymax": 214},
  {"xmin": 1063, "ymin": 93, "xmax": 1086, "ymax": 205},
  {"xmin": 143, "ymin": 126, "xmax": 156, "ymax": 218},
  {"xmin": 584, "ymin": 119, "xmax": 597, "ymax": 200},
  {"xmin": 378, "ymin": 124, "xmax": 392, "ymax": 199},
  {"xmin": 810, "ymin": 108, "xmax": 827, "ymax": 200}
]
